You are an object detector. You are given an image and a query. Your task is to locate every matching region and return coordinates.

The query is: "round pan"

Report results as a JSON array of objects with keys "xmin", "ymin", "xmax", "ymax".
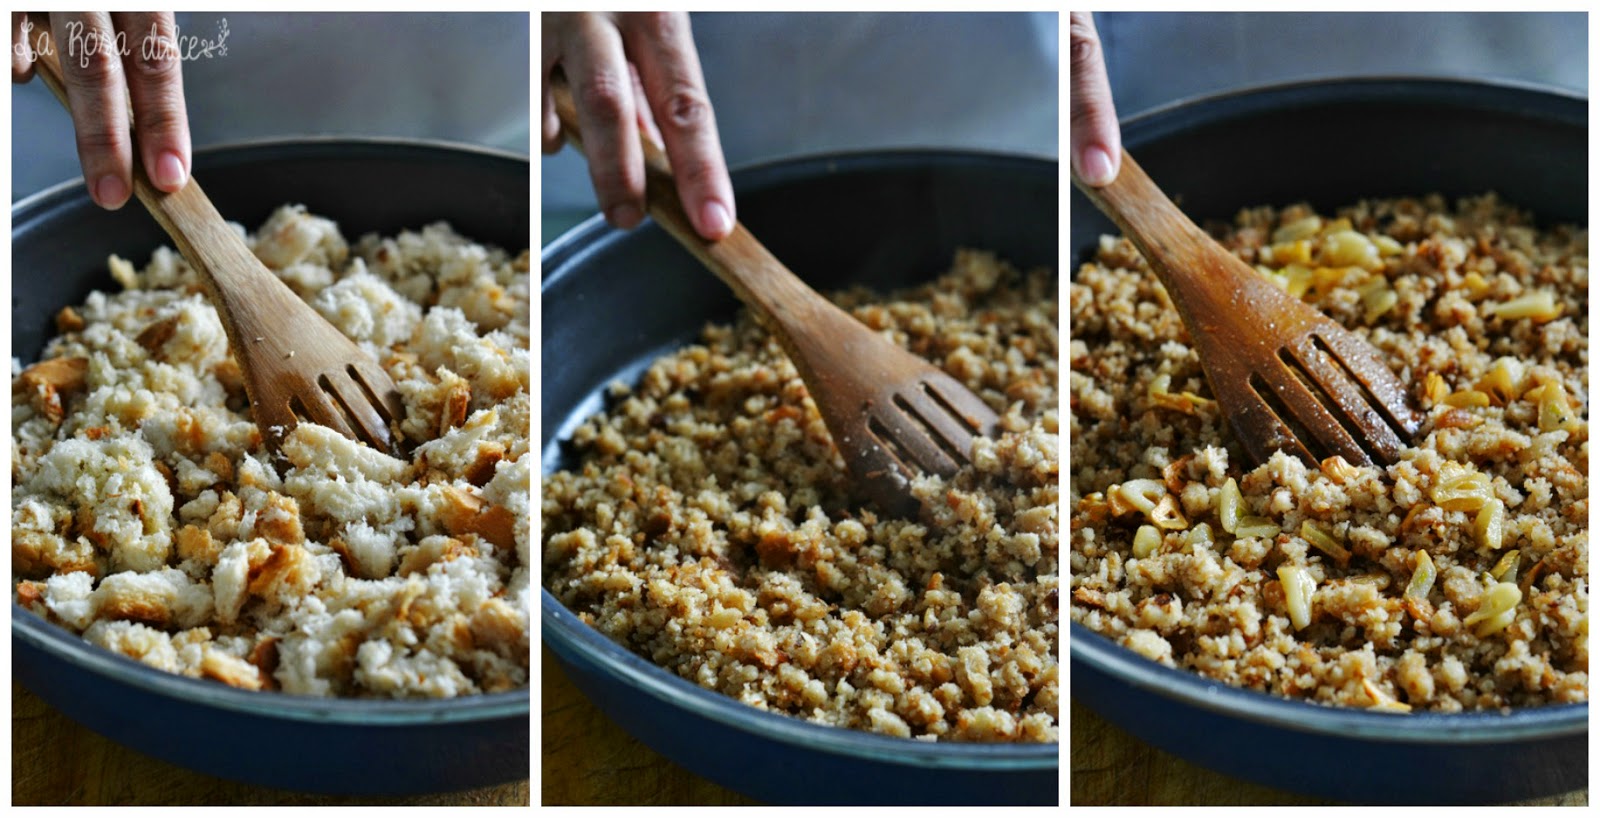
[
  {"xmin": 542, "ymin": 151, "xmax": 1059, "ymax": 805},
  {"xmin": 12, "ymin": 138, "xmax": 530, "ymax": 795},
  {"xmin": 1069, "ymin": 79, "xmax": 1587, "ymax": 804}
]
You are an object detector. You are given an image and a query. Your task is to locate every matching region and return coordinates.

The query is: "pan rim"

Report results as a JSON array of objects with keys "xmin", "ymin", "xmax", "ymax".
[
  {"xmin": 1072, "ymin": 623, "xmax": 1586, "ymax": 743},
  {"xmin": 14, "ymin": 134, "xmax": 530, "ymax": 219},
  {"xmin": 541, "ymin": 147, "xmax": 1058, "ymax": 287},
  {"xmin": 1120, "ymin": 74, "xmax": 1586, "ymax": 135}
]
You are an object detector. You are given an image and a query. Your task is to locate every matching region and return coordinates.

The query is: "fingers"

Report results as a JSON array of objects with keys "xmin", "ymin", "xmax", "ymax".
[
  {"xmin": 1069, "ymin": 12, "xmax": 1121, "ymax": 187},
  {"xmin": 621, "ymin": 13, "xmax": 733, "ymax": 241},
  {"xmin": 539, "ymin": 15, "xmax": 561, "ymax": 154},
  {"xmin": 545, "ymin": 12, "xmax": 734, "ymax": 240},
  {"xmin": 51, "ymin": 12, "xmax": 132, "ymax": 209},
  {"xmin": 628, "ymin": 62, "xmax": 663, "ymax": 150},
  {"xmin": 113, "ymin": 12, "xmax": 189, "ymax": 192},
  {"xmin": 12, "ymin": 13, "xmax": 35, "ymax": 83},
  {"xmin": 555, "ymin": 13, "xmax": 646, "ymax": 230}
]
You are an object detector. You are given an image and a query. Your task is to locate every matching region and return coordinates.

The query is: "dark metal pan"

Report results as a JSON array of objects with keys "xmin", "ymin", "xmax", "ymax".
[
  {"xmin": 1070, "ymin": 78, "xmax": 1586, "ymax": 804},
  {"xmin": 541, "ymin": 150, "xmax": 1060, "ymax": 805},
  {"xmin": 11, "ymin": 138, "xmax": 530, "ymax": 795}
]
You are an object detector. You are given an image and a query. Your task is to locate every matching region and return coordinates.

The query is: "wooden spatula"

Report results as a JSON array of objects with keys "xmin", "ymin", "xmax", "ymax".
[
  {"xmin": 1074, "ymin": 149, "xmax": 1422, "ymax": 467},
  {"xmin": 28, "ymin": 27, "xmax": 406, "ymax": 454},
  {"xmin": 552, "ymin": 76, "xmax": 999, "ymax": 515}
]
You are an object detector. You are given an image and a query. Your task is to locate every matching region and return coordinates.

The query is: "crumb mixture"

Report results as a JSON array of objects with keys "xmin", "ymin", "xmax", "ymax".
[
  {"xmin": 13, "ymin": 205, "xmax": 531, "ymax": 698},
  {"xmin": 1070, "ymin": 194, "xmax": 1588, "ymax": 711},
  {"xmin": 544, "ymin": 250, "xmax": 1059, "ymax": 741}
]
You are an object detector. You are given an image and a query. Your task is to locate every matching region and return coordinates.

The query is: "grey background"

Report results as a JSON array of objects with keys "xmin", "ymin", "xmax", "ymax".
[
  {"xmin": 12, "ymin": 11, "xmax": 530, "ymax": 201},
  {"xmin": 1097, "ymin": 11, "xmax": 1586, "ymax": 119},
  {"xmin": 541, "ymin": 12, "xmax": 1060, "ymax": 240},
  {"xmin": 542, "ymin": 11, "xmax": 1588, "ymax": 244}
]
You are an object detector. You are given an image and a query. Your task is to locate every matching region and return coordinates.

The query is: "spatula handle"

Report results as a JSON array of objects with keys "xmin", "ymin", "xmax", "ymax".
[
  {"xmin": 550, "ymin": 74, "xmax": 851, "ymax": 344},
  {"xmin": 1072, "ymin": 149, "xmax": 1246, "ymax": 319},
  {"xmin": 26, "ymin": 24, "xmax": 272, "ymax": 299}
]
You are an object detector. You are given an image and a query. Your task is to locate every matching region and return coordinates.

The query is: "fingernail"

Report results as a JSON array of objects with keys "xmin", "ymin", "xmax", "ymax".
[
  {"xmin": 700, "ymin": 201, "xmax": 732, "ymax": 239},
  {"xmin": 1081, "ymin": 146, "xmax": 1116, "ymax": 186},
  {"xmin": 608, "ymin": 203, "xmax": 642, "ymax": 229},
  {"xmin": 95, "ymin": 175, "xmax": 128, "ymax": 208},
  {"xmin": 154, "ymin": 152, "xmax": 187, "ymax": 190}
]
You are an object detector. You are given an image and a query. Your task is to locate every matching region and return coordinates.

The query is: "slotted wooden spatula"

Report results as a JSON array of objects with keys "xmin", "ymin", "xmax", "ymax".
[
  {"xmin": 552, "ymin": 76, "xmax": 999, "ymax": 515},
  {"xmin": 29, "ymin": 27, "xmax": 406, "ymax": 453},
  {"xmin": 1073, "ymin": 149, "xmax": 1422, "ymax": 466}
]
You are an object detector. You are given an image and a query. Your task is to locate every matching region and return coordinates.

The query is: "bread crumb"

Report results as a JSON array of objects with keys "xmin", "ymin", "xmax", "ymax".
[{"xmin": 13, "ymin": 207, "xmax": 530, "ymax": 699}]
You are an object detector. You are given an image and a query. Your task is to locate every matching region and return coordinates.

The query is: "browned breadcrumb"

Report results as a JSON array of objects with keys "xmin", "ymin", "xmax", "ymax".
[
  {"xmin": 544, "ymin": 250, "xmax": 1059, "ymax": 741},
  {"xmin": 1070, "ymin": 194, "xmax": 1588, "ymax": 711}
]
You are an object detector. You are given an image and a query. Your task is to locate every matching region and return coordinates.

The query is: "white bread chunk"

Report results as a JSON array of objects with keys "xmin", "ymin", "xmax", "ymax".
[
  {"xmin": 29, "ymin": 436, "xmax": 174, "ymax": 572},
  {"xmin": 14, "ymin": 207, "xmax": 529, "ymax": 698}
]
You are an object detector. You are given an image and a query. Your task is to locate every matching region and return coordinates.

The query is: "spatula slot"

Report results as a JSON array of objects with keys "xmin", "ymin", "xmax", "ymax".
[
  {"xmin": 1247, "ymin": 371, "xmax": 1322, "ymax": 464},
  {"xmin": 349, "ymin": 363, "xmax": 398, "ymax": 423},
  {"xmin": 921, "ymin": 380, "xmax": 981, "ymax": 436},
  {"xmin": 865, "ymin": 416, "xmax": 916, "ymax": 478},
  {"xmin": 1312, "ymin": 333, "xmax": 1415, "ymax": 444},
  {"xmin": 893, "ymin": 392, "xmax": 967, "ymax": 469},
  {"xmin": 320, "ymin": 372, "xmax": 385, "ymax": 451},
  {"xmin": 1278, "ymin": 346, "xmax": 1379, "ymax": 466}
]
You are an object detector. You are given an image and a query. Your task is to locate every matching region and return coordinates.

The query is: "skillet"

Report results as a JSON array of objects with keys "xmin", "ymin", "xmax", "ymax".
[
  {"xmin": 12, "ymin": 138, "xmax": 531, "ymax": 795},
  {"xmin": 541, "ymin": 150, "xmax": 1060, "ymax": 805},
  {"xmin": 1069, "ymin": 78, "xmax": 1587, "ymax": 804}
]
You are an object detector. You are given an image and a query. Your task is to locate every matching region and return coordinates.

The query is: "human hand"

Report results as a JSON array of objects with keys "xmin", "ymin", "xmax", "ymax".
[
  {"xmin": 1069, "ymin": 12, "xmax": 1120, "ymax": 187},
  {"xmin": 542, "ymin": 12, "xmax": 734, "ymax": 241},
  {"xmin": 12, "ymin": 11, "xmax": 191, "ymax": 209}
]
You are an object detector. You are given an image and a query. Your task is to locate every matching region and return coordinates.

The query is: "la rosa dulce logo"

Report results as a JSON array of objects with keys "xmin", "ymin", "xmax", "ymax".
[{"xmin": 14, "ymin": 17, "xmax": 229, "ymax": 67}]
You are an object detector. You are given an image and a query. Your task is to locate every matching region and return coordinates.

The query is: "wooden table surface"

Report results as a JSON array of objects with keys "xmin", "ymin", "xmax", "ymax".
[
  {"xmin": 1070, "ymin": 698, "xmax": 1586, "ymax": 806},
  {"xmin": 12, "ymin": 679, "xmax": 530, "ymax": 806},
  {"xmin": 541, "ymin": 646, "xmax": 759, "ymax": 805}
]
